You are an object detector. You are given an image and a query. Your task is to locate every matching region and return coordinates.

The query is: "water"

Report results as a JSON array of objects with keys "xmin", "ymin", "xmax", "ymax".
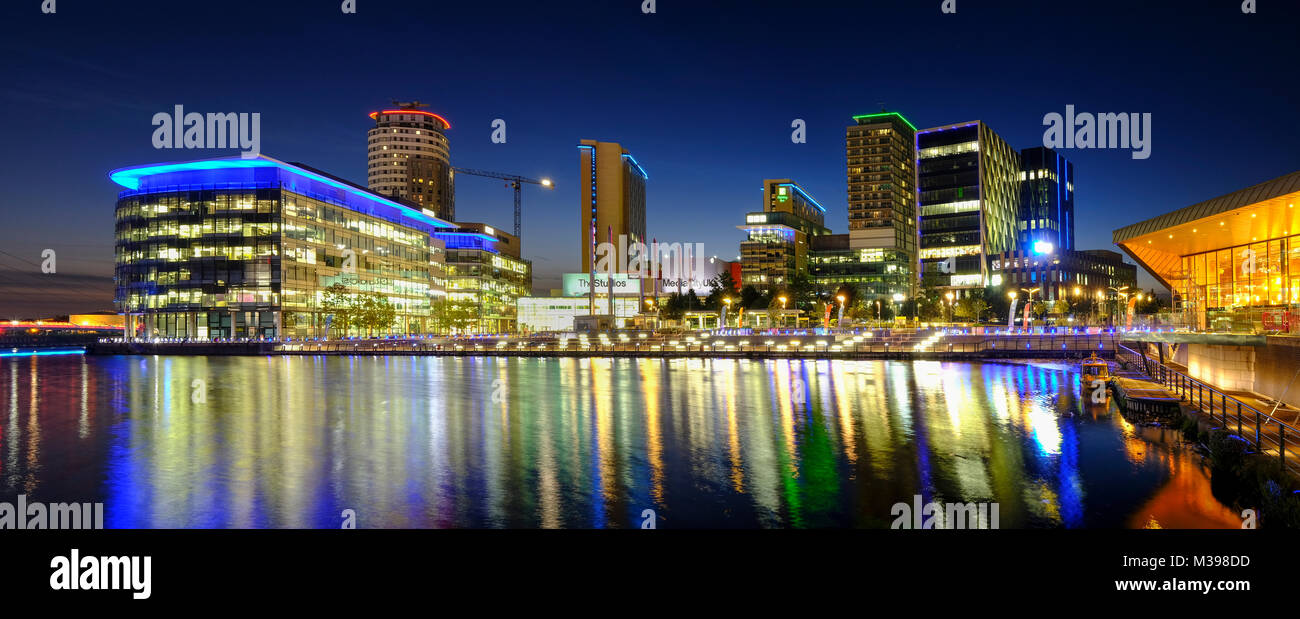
[{"xmin": 0, "ymin": 354, "xmax": 1240, "ymax": 529}]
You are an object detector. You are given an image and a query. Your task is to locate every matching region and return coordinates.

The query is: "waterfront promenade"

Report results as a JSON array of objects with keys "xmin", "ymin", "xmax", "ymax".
[
  {"xmin": 1117, "ymin": 343, "xmax": 1300, "ymax": 476},
  {"xmin": 90, "ymin": 329, "xmax": 1120, "ymax": 361}
]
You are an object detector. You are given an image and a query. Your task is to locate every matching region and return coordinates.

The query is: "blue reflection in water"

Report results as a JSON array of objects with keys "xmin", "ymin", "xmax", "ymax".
[{"xmin": 0, "ymin": 355, "xmax": 1239, "ymax": 529}]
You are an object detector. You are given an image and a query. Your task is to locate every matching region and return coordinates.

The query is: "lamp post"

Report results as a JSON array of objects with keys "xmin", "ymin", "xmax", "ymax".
[
  {"xmin": 892, "ymin": 293, "xmax": 904, "ymax": 326},
  {"xmin": 944, "ymin": 291, "xmax": 955, "ymax": 324},
  {"xmin": 836, "ymin": 294, "xmax": 846, "ymax": 328},
  {"xmin": 1071, "ymin": 286, "xmax": 1082, "ymax": 326},
  {"xmin": 1021, "ymin": 287, "xmax": 1040, "ymax": 326},
  {"xmin": 1107, "ymin": 285, "xmax": 1129, "ymax": 328},
  {"xmin": 779, "ymin": 295, "xmax": 788, "ymax": 328},
  {"xmin": 1093, "ymin": 290, "xmax": 1103, "ymax": 327},
  {"xmin": 1007, "ymin": 291, "xmax": 1018, "ymax": 329},
  {"xmin": 722, "ymin": 297, "xmax": 732, "ymax": 329}
]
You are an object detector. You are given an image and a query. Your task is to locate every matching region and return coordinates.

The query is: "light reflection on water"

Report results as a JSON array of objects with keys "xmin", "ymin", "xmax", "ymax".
[{"xmin": 0, "ymin": 355, "xmax": 1238, "ymax": 529}]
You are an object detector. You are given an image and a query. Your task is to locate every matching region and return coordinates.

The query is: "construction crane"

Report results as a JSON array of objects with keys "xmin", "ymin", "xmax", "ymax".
[{"xmin": 451, "ymin": 168, "xmax": 554, "ymax": 237}]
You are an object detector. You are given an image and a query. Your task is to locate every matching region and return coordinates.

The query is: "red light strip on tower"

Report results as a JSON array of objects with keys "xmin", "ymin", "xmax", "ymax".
[{"xmin": 368, "ymin": 110, "xmax": 451, "ymax": 129}]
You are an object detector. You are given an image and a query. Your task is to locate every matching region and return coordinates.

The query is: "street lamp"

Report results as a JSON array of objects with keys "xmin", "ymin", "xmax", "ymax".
[
  {"xmin": 1021, "ymin": 287, "xmax": 1040, "ymax": 326},
  {"xmin": 722, "ymin": 297, "xmax": 732, "ymax": 328},
  {"xmin": 891, "ymin": 293, "xmax": 904, "ymax": 325},
  {"xmin": 1107, "ymin": 285, "xmax": 1129, "ymax": 328},
  {"xmin": 944, "ymin": 291, "xmax": 955, "ymax": 324},
  {"xmin": 836, "ymin": 294, "xmax": 846, "ymax": 328},
  {"xmin": 779, "ymin": 295, "xmax": 788, "ymax": 328}
]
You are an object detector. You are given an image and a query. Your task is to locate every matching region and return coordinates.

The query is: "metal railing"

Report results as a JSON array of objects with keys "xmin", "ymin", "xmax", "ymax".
[{"xmin": 1116, "ymin": 343, "xmax": 1300, "ymax": 475}]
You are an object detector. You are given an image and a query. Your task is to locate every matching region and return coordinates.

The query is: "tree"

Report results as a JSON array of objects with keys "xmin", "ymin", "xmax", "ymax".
[
  {"xmin": 986, "ymin": 286, "xmax": 1012, "ymax": 324},
  {"xmin": 321, "ymin": 283, "xmax": 356, "ymax": 338},
  {"xmin": 367, "ymin": 295, "xmax": 398, "ymax": 336},
  {"xmin": 847, "ymin": 299, "xmax": 871, "ymax": 321},
  {"xmin": 786, "ymin": 273, "xmax": 815, "ymax": 311},
  {"xmin": 703, "ymin": 271, "xmax": 739, "ymax": 310},
  {"xmin": 766, "ymin": 293, "xmax": 789, "ymax": 327},
  {"xmin": 955, "ymin": 297, "xmax": 990, "ymax": 323},
  {"xmin": 1135, "ymin": 289, "xmax": 1167, "ymax": 315},
  {"xmin": 739, "ymin": 285, "xmax": 766, "ymax": 310},
  {"xmin": 1031, "ymin": 300, "xmax": 1049, "ymax": 321},
  {"xmin": 432, "ymin": 299, "xmax": 480, "ymax": 334},
  {"xmin": 683, "ymin": 288, "xmax": 704, "ymax": 310},
  {"xmin": 1071, "ymin": 295, "xmax": 1097, "ymax": 321},
  {"xmin": 914, "ymin": 295, "xmax": 942, "ymax": 322}
]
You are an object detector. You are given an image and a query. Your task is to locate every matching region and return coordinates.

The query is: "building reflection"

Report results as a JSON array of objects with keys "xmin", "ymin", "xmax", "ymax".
[{"xmin": 0, "ymin": 354, "xmax": 1242, "ymax": 529}]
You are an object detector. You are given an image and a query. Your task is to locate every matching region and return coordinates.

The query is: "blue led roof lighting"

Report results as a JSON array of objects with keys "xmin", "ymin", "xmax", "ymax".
[
  {"xmin": 621, "ymin": 153, "xmax": 649, "ymax": 179},
  {"xmin": 108, "ymin": 155, "xmax": 458, "ymax": 231},
  {"xmin": 432, "ymin": 231, "xmax": 501, "ymax": 253},
  {"xmin": 778, "ymin": 183, "xmax": 826, "ymax": 213}
]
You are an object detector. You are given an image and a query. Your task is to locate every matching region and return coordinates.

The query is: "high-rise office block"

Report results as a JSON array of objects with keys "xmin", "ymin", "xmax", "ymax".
[
  {"xmin": 367, "ymin": 102, "xmax": 455, "ymax": 220},
  {"xmin": 578, "ymin": 140, "xmax": 647, "ymax": 321},
  {"xmin": 738, "ymin": 180, "xmax": 830, "ymax": 293},
  {"xmin": 578, "ymin": 140, "xmax": 647, "ymax": 274},
  {"xmin": 916, "ymin": 121, "xmax": 1021, "ymax": 296},
  {"xmin": 842, "ymin": 111, "xmax": 918, "ymax": 299},
  {"xmin": 1018, "ymin": 146, "xmax": 1074, "ymax": 254}
]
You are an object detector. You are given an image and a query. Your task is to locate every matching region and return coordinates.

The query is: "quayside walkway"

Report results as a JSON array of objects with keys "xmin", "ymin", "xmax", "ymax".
[
  {"xmin": 273, "ymin": 332, "xmax": 1118, "ymax": 361},
  {"xmin": 1117, "ymin": 343, "xmax": 1300, "ymax": 476},
  {"xmin": 93, "ymin": 329, "xmax": 1122, "ymax": 360}
]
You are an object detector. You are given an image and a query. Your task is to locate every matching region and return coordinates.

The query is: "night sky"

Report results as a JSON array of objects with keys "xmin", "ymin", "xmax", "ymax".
[{"xmin": 1, "ymin": 0, "xmax": 1297, "ymax": 317}]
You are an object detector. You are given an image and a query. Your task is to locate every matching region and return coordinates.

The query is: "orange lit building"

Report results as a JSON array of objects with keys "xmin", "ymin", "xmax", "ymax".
[{"xmin": 1114, "ymin": 171, "xmax": 1300, "ymax": 333}]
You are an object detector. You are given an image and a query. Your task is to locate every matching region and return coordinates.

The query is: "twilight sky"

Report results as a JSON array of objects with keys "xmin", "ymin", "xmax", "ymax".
[{"xmin": 1, "ymin": 0, "xmax": 1297, "ymax": 317}]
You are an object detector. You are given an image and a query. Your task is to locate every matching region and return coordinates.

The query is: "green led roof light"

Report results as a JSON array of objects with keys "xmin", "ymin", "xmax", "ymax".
[{"xmin": 851, "ymin": 112, "xmax": 917, "ymax": 132}]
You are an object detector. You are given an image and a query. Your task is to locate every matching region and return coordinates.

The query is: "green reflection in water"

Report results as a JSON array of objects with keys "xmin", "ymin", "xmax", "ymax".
[{"xmin": 0, "ymin": 355, "xmax": 1238, "ymax": 529}]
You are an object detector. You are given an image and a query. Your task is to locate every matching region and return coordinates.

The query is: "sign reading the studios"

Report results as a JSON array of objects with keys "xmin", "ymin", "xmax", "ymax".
[{"xmin": 562, "ymin": 273, "xmax": 639, "ymax": 297}]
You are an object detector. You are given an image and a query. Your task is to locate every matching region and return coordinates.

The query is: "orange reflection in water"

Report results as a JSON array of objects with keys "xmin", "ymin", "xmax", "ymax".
[{"xmin": 1125, "ymin": 426, "xmax": 1242, "ymax": 529}]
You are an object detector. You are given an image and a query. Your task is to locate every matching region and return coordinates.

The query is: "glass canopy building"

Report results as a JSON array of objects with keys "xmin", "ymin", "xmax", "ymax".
[
  {"xmin": 1114, "ymin": 170, "xmax": 1300, "ymax": 333},
  {"xmin": 110, "ymin": 155, "xmax": 457, "ymax": 340}
]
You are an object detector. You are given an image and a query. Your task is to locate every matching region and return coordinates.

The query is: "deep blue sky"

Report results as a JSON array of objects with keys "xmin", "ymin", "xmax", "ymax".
[{"xmin": 1, "ymin": 0, "xmax": 1297, "ymax": 317}]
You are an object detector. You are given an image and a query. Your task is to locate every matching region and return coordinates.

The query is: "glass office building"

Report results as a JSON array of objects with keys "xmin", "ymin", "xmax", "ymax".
[
  {"xmin": 808, "ymin": 233, "xmax": 914, "ymax": 299},
  {"xmin": 435, "ymin": 223, "xmax": 532, "ymax": 334},
  {"xmin": 738, "ymin": 180, "xmax": 830, "ymax": 293},
  {"xmin": 1018, "ymin": 146, "xmax": 1074, "ymax": 254},
  {"xmin": 916, "ymin": 121, "xmax": 1021, "ymax": 296},
  {"xmin": 111, "ymin": 155, "xmax": 456, "ymax": 340}
]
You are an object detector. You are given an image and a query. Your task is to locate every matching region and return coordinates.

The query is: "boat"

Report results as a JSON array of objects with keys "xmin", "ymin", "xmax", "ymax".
[{"xmin": 1079, "ymin": 353, "xmax": 1110, "ymax": 390}]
